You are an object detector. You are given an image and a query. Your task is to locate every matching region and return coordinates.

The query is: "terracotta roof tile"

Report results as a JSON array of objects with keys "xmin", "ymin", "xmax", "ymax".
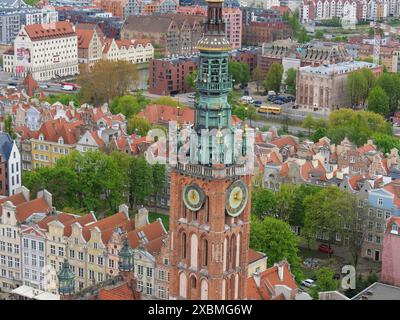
[
  {"xmin": 25, "ymin": 21, "xmax": 75, "ymax": 41},
  {"xmin": 248, "ymin": 249, "xmax": 266, "ymax": 264},
  {"xmin": 15, "ymin": 198, "xmax": 51, "ymax": 222},
  {"xmin": 246, "ymin": 261, "xmax": 297, "ymax": 300}
]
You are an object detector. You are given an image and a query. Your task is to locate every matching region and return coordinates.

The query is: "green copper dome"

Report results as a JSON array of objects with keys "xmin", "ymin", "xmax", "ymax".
[
  {"xmin": 118, "ymin": 237, "xmax": 134, "ymax": 272},
  {"xmin": 58, "ymin": 258, "xmax": 75, "ymax": 295}
]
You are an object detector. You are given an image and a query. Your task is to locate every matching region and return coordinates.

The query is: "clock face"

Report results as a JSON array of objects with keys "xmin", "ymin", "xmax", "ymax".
[
  {"xmin": 226, "ymin": 180, "xmax": 248, "ymax": 217},
  {"xmin": 183, "ymin": 184, "xmax": 205, "ymax": 211}
]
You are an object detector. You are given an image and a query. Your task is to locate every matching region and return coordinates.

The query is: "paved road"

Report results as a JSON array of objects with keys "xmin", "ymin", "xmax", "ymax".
[{"xmin": 0, "ymin": 70, "xmax": 77, "ymax": 94}]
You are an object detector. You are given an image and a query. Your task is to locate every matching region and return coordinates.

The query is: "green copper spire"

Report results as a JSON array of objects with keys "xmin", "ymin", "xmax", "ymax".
[
  {"xmin": 118, "ymin": 237, "xmax": 134, "ymax": 272},
  {"xmin": 195, "ymin": 0, "xmax": 232, "ymax": 132},
  {"xmin": 58, "ymin": 258, "xmax": 75, "ymax": 296}
]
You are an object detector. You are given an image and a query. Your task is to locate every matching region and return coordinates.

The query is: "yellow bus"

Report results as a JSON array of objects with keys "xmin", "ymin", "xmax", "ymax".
[{"xmin": 258, "ymin": 106, "xmax": 282, "ymax": 114}]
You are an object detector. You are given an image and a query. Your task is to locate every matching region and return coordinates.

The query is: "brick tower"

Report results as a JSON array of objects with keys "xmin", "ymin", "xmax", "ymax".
[{"xmin": 168, "ymin": 0, "xmax": 253, "ymax": 300}]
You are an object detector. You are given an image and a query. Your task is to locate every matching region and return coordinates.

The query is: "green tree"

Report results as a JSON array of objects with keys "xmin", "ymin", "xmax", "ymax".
[
  {"xmin": 251, "ymin": 188, "xmax": 276, "ymax": 219},
  {"xmin": 360, "ymin": 68, "xmax": 376, "ymax": 91},
  {"xmin": 46, "ymin": 93, "xmax": 80, "ymax": 107},
  {"xmin": 4, "ymin": 114, "xmax": 16, "ymax": 139},
  {"xmin": 129, "ymin": 156, "xmax": 154, "ymax": 209},
  {"xmin": 315, "ymin": 29, "xmax": 324, "ymax": 39},
  {"xmin": 372, "ymin": 133, "xmax": 400, "ymax": 154},
  {"xmin": 78, "ymin": 60, "xmax": 138, "ymax": 105},
  {"xmin": 232, "ymin": 104, "xmax": 247, "ymax": 120},
  {"xmin": 229, "ymin": 60, "xmax": 250, "ymax": 88},
  {"xmin": 376, "ymin": 73, "xmax": 398, "ymax": 113},
  {"xmin": 127, "ymin": 115, "xmax": 151, "ymax": 136},
  {"xmin": 244, "ymin": 104, "xmax": 259, "ymax": 127},
  {"xmin": 347, "ymin": 71, "xmax": 368, "ymax": 107},
  {"xmin": 253, "ymin": 66, "xmax": 264, "ymax": 93},
  {"xmin": 310, "ymin": 267, "xmax": 338, "ymax": 299},
  {"xmin": 297, "ymin": 27, "xmax": 311, "ymax": 43},
  {"xmin": 284, "ymin": 68, "xmax": 297, "ymax": 96},
  {"xmin": 152, "ymin": 96, "xmax": 179, "ymax": 107},
  {"xmin": 185, "ymin": 70, "xmax": 198, "ymax": 90},
  {"xmin": 367, "ymin": 86, "xmax": 389, "ymax": 116},
  {"xmin": 311, "ymin": 127, "xmax": 328, "ymax": 142},
  {"xmin": 263, "ymin": 63, "xmax": 284, "ymax": 93},
  {"xmin": 303, "ymin": 186, "xmax": 357, "ymax": 256},
  {"xmin": 301, "ymin": 113, "xmax": 315, "ymax": 136},
  {"xmin": 250, "ymin": 216, "xmax": 302, "ymax": 280},
  {"xmin": 111, "ymin": 95, "xmax": 143, "ymax": 118},
  {"xmin": 326, "ymin": 109, "xmax": 391, "ymax": 146}
]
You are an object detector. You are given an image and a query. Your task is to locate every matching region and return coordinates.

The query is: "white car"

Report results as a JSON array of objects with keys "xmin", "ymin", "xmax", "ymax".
[{"xmin": 301, "ymin": 279, "xmax": 315, "ymax": 288}]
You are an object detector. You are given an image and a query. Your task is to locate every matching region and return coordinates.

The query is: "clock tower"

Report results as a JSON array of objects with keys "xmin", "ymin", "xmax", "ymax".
[{"xmin": 168, "ymin": 0, "xmax": 253, "ymax": 300}]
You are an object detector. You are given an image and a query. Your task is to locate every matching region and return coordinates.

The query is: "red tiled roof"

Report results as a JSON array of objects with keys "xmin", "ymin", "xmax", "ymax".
[
  {"xmin": 357, "ymin": 143, "xmax": 376, "ymax": 154},
  {"xmin": 0, "ymin": 193, "xmax": 27, "ymax": 207},
  {"xmin": 127, "ymin": 219, "xmax": 167, "ymax": 254},
  {"xmin": 81, "ymin": 212, "xmax": 131, "ymax": 243},
  {"xmin": 248, "ymin": 249, "xmax": 266, "ymax": 264},
  {"xmin": 76, "ymin": 28, "xmax": 94, "ymax": 49},
  {"xmin": 384, "ymin": 183, "xmax": 400, "ymax": 208},
  {"xmin": 63, "ymin": 213, "xmax": 97, "ymax": 237},
  {"xmin": 25, "ymin": 21, "xmax": 75, "ymax": 41},
  {"xmin": 35, "ymin": 119, "xmax": 82, "ymax": 145},
  {"xmin": 270, "ymin": 136, "xmax": 298, "ymax": 149},
  {"xmin": 15, "ymin": 198, "xmax": 51, "ymax": 222},
  {"xmin": 246, "ymin": 261, "xmax": 297, "ymax": 300},
  {"xmin": 37, "ymin": 212, "xmax": 76, "ymax": 231},
  {"xmin": 97, "ymin": 283, "xmax": 137, "ymax": 300}
]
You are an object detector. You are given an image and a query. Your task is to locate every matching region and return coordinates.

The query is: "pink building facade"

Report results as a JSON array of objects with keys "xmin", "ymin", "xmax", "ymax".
[{"xmin": 381, "ymin": 217, "xmax": 400, "ymax": 287}]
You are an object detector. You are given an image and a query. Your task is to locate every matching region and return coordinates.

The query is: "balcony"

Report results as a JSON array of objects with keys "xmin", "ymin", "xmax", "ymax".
[
  {"xmin": 174, "ymin": 162, "xmax": 246, "ymax": 179},
  {"xmin": 197, "ymin": 80, "xmax": 232, "ymax": 93}
]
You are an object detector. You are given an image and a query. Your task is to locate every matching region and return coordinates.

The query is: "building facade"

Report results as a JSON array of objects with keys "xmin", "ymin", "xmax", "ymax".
[
  {"xmin": 296, "ymin": 61, "xmax": 382, "ymax": 113},
  {"xmin": 149, "ymin": 56, "xmax": 198, "ymax": 95},
  {"xmin": 9, "ymin": 21, "xmax": 79, "ymax": 81}
]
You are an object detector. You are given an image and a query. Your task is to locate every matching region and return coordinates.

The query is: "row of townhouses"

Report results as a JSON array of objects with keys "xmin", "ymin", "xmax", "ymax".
[{"xmin": 0, "ymin": 185, "xmax": 171, "ymax": 299}]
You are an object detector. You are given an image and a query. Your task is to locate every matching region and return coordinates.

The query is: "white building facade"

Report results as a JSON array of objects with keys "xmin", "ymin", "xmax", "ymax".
[{"xmin": 10, "ymin": 21, "xmax": 79, "ymax": 81}]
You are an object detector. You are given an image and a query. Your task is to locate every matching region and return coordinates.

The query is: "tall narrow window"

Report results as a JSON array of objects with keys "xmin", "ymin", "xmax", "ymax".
[
  {"xmin": 182, "ymin": 233, "xmax": 187, "ymax": 259},
  {"xmin": 203, "ymin": 239, "xmax": 208, "ymax": 266},
  {"xmin": 229, "ymin": 236, "xmax": 235, "ymax": 270},
  {"xmin": 191, "ymin": 276, "xmax": 197, "ymax": 289}
]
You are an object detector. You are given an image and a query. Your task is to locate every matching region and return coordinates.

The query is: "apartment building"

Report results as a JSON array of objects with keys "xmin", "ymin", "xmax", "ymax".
[
  {"xmin": 0, "ymin": 133, "xmax": 22, "ymax": 196},
  {"xmin": 31, "ymin": 119, "xmax": 81, "ymax": 169},
  {"xmin": 8, "ymin": 21, "xmax": 79, "ymax": 81},
  {"xmin": 0, "ymin": 188, "xmax": 51, "ymax": 292},
  {"xmin": 149, "ymin": 55, "xmax": 198, "ymax": 95},
  {"xmin": 45, "ymin": 212, "xmax": 97, "ymax": 294},
  {"xmin": 0, "ymin": 6, "xmax": 58, "ymax": 45}
]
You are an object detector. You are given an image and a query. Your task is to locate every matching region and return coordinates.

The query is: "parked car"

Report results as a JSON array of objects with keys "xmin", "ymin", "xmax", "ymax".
[
  {"xmin": 39, "ymin": 84, "xmax": 49, "ymax": 89},
  {"xmin": 318, "ymin": 244, "xmax": 334, "ymax": 254},
  {"xmin": 253, "ymin": 100, "xmax": 262, "ymax": 107},
  {"xmin": 274, "ymin": 100, "xmax": 285, "ymax": 105},
  {"xmin": 188, "ymin": 93, "xmax": 196, "ymax": 99},
  {"xmin": 303, "ymin": 258, "xmax": 320, "ymax": 269},
  {"xmin": 287, "ymin": 95, "xmax": 296, "ymax": 102},
  {"xmin": 301, "ymin": 279, "xmax": 315, "ymax": 288}
]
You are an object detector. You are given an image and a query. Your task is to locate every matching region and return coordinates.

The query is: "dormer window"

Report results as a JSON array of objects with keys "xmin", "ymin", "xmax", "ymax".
[
  {"xmin": 58, "ymin": 137, "xmax": 64, "ymax": 145},
  {"xmin": 391, "ymin": 223, "xmax": 398, "ymax": 235},
  {"xmin": 39, "ymin": 134, "xmax": 44, "ymax": 141}
]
